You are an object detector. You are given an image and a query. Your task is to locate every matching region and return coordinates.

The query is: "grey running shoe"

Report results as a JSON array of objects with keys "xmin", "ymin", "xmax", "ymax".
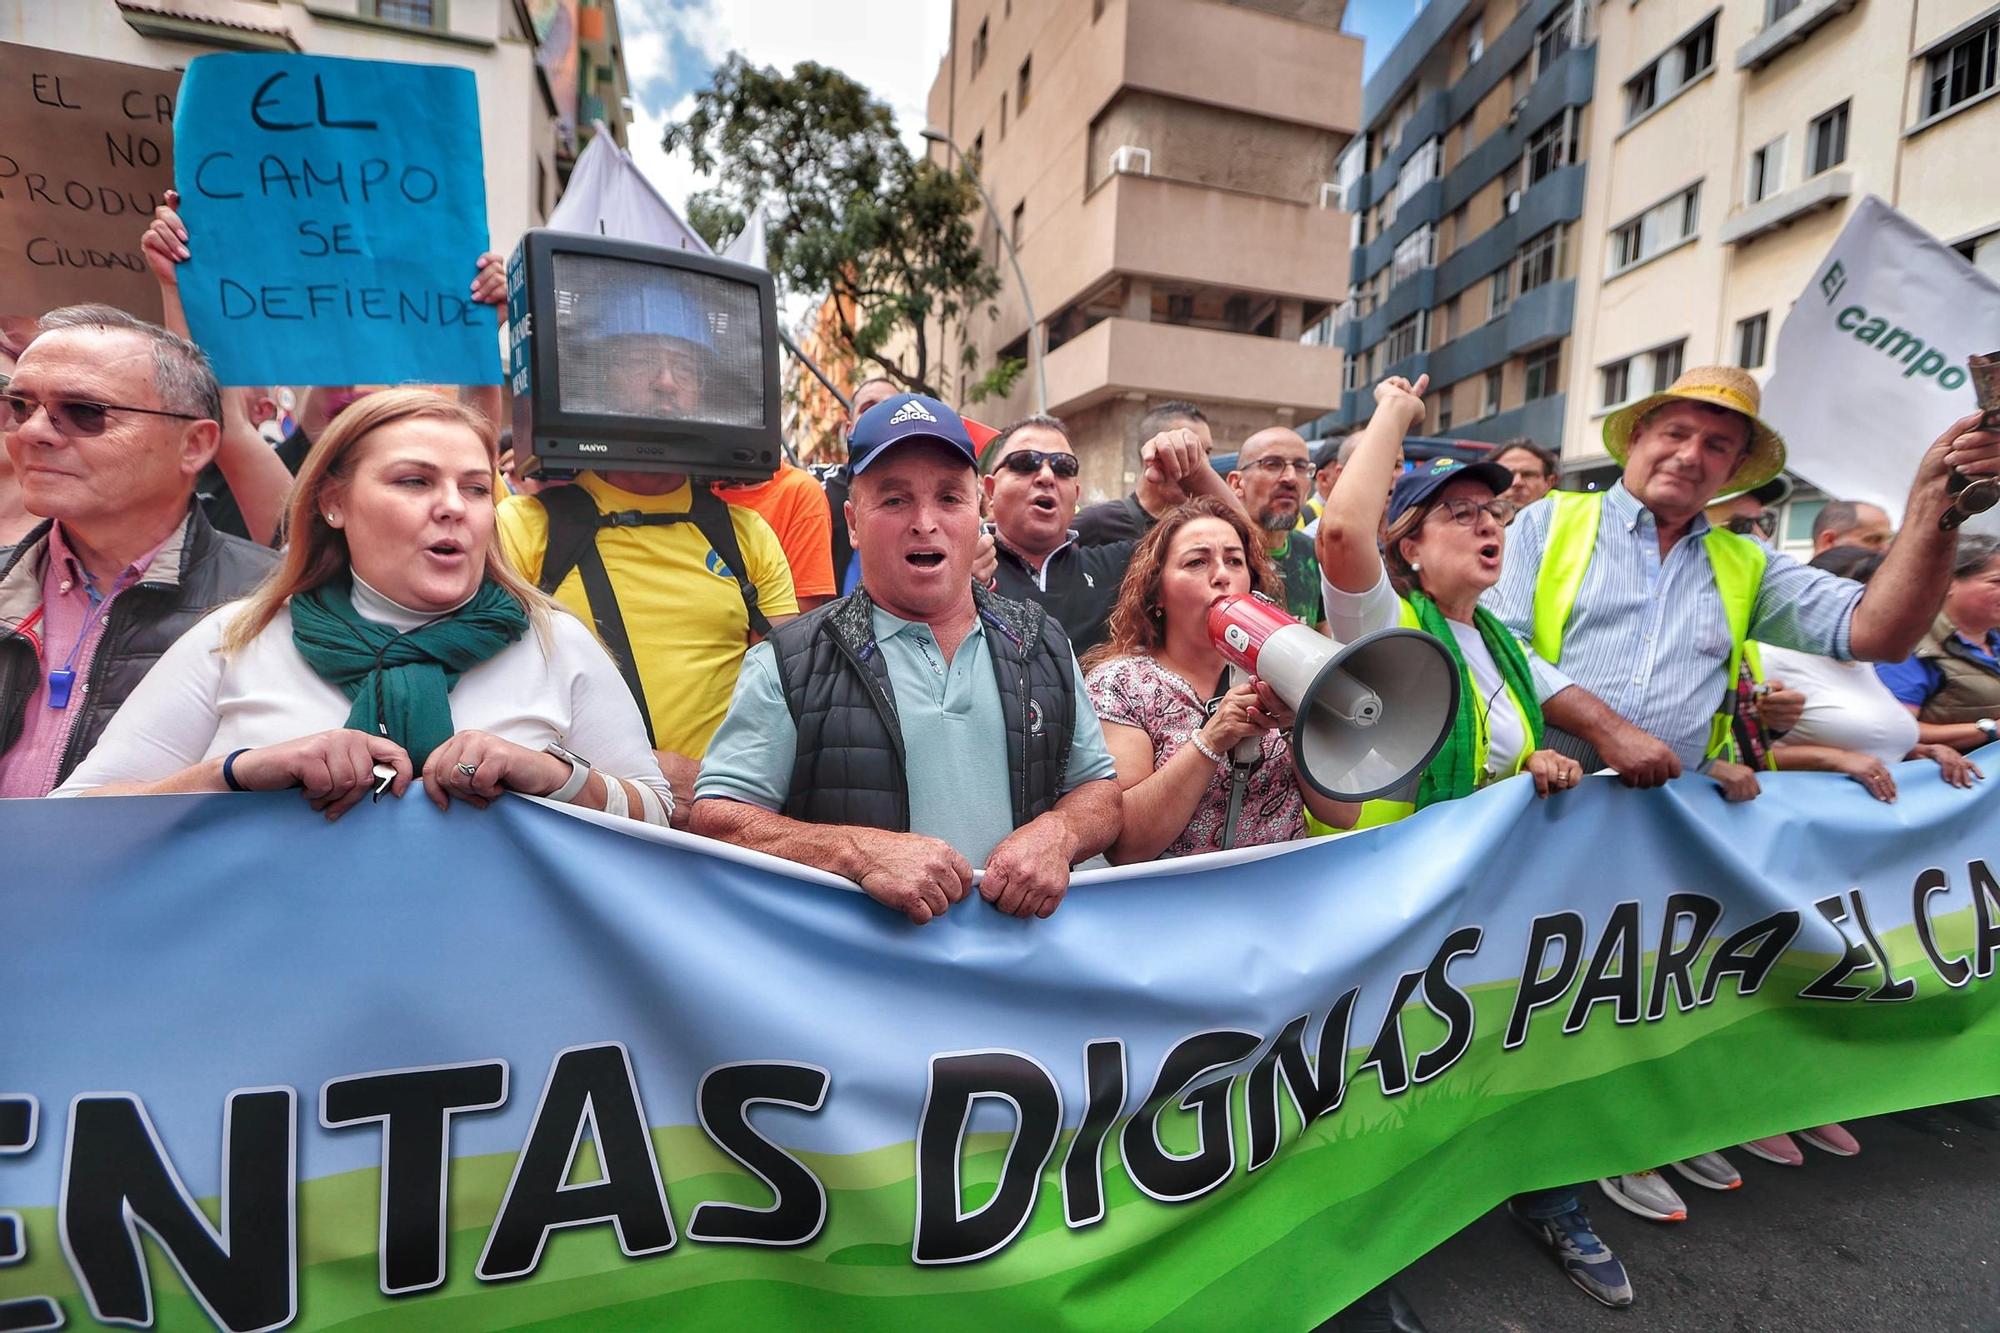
[
  {"xmin": 1508, "ymin": 1199, "xmax": 1636, "ymax": 1308},
  {"xmin": 1670, "ymin": 1150, "xmax": 1743, "ymax": 1190},
  {"xmin": 1597, "ymin": 1169, "xmax": 1688, "ymax": 1222}
]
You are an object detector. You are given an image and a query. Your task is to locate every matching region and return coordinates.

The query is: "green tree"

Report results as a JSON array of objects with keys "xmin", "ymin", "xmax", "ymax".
[{"xmin": 665, "ymin": 55, "xmax": 1021, "ymax": 403}]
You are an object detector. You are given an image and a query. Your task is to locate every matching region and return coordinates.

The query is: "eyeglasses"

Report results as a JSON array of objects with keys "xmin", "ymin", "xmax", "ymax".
[
  {"xmin": 1244, "ymin": 457, "xmax": 1316, "ymax": 479},
  {"xmin": 1, "ymin": 391, "xmax": 202, "ymax": 438},
  {"xmin": 1723, "ymin": 512, "xmax": 1778, "ymax": 538},
  {"xmin": 1431, "ymin": 496, "xmax": 1517, "ymax": 526},
  {"xmin": 998, "ymin": 449, "xmax": 1080, "ymax": 478}
]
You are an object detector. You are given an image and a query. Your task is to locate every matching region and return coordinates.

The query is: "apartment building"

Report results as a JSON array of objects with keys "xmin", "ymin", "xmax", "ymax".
[
  {"xmin": 926, "ymin": 0, "xmax": 1362, "ymax": 498},
  {"xmin": 4, "ymin": 0, "xmax": 634, "ymax": 256},
  {"xmin": 1561, "ymin": 0, "xmax": 2000, "ymax": 475},
  {"xmin": 1313, "ymin": 0, "xmax": 1597, "ymax": 450}
]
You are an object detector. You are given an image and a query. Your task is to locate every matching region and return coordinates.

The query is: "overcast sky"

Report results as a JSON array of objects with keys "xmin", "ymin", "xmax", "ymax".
[{"xmin": 618, "ymin": 0, "xmax": 1416, "ymax": 224}]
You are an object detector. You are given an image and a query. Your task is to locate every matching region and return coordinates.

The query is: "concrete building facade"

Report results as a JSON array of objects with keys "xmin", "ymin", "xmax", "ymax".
[
  {"xmin": 925, "ymin": 0, "xmax": 1362, "ymax": 500},
  {"xmin": 1560, "ymin": 0, "xmax": 2000, "ymax": 474},
  {"xmin": 2, "ymin": 0, "xmax": 633, "ymax": 261},
  {"xmin": 1315, "ymin": 0, "xmax": 1597, "ymax": 452}
]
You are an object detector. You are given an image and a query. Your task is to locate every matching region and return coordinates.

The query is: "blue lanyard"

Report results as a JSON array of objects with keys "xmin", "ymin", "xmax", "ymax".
[{"xmin": 46, "ymin": 567, "xmax": 134, "ymax": 710}]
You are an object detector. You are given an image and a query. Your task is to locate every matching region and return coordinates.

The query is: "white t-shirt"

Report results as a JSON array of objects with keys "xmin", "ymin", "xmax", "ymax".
[
  {"xmin": 1760, "ymin": 642, "xmax": 1918, "ymax": 767},
  {"xmin": 54, "ymin": 577, "xmax": 671, "ymax": 816},
  {"xmin": 1322, "ymin": 568, "xmax": 1528, "ymax": 781}
]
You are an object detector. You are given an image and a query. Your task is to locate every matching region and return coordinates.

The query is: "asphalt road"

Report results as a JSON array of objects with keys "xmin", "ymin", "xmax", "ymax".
[{"xmin": 1393, "ymin": 1112, "xmax": 2000, "ymax": 1333}]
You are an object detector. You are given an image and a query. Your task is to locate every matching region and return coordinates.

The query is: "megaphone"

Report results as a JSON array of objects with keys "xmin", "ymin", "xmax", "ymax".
[{"xmin": 1208, "ymin": 594, "xmax": 1461, "ymax": 802}]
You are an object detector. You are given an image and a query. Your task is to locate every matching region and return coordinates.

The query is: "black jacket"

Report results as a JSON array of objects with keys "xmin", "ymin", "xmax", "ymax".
[
  {"xmin": 0, "ymin": 505, "xmax": 278, "ymax": 788},
  {"xmin": 767, "ymin": 585, "xmax": 1077, "ymax": 833}
]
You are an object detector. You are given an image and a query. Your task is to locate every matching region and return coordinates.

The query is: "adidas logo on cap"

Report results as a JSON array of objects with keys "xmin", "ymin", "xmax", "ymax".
[{"xmin": 888, "ymin": 399, "xmax": 938, "ymax": 426}]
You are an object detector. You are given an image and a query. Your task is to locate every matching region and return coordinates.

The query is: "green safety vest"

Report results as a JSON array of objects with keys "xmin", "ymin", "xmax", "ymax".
[
  {"xmin": 1531, "ymin": 490, "xmax": 1771, "ymax": 768},
  {"xmin": 1306, "ymin": 594, "xmax": 1538, "ymax": 834}
]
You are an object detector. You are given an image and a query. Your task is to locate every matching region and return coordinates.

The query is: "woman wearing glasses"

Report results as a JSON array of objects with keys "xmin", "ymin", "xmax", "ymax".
[{"xmin": 53, "ymin": 390, "xmax": 671, "ymax": 825}]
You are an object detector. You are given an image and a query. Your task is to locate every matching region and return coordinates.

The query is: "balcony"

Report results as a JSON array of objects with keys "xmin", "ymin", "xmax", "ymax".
[
  {"xmin": 1736, "ymin": 0, "xmax": 1862, "ymax": 70},
  {"xmin": 1120, "ymin": 0, "xmax": 1361, "ymax": 134},
  {"xmin": 1045, "ymin": 317, "xmax": 1341, "ymax": 415},
  {"xmin": 1718, "ymin": 171, "xmax": 1852, "ymax": 245},
  {"xmin": 1082, "ymin": 173, "xmax": 1350, "ymax": 306}
]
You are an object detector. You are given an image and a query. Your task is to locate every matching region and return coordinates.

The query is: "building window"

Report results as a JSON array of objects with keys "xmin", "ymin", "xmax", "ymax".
[
  {"xmin": 1467, "ymin": 15, "xmax": 1485, "ymax": 65},
  {"xmin": 1395, "ymin": 138, "xmax": 1441, "ymax": 208},
  {"xmin": 1343, "ymin": 356, "xmax": 1363, "ymax": 392},
  {"xmin": 1384, "ymin": 312, "xmax": 1429, "ymax": 365},
  {"xmin": 1526, "ymin": 109, "xmax": 1577, "ymax": 185},
  {"xmin": 1517, "ymin": 225, "xmax": 1563, "ymax": 292},
  {"xmin": 1010, "ymin": 200, "xmax": 1025, "ymax": 248},
  {"xmin": 1601, "ymin": 357, "xmax": 1632, "ymax": 408},
  {"xmin": 1440, "ymin": 295, "xmax": 1459, "ymax": 342},
  {"xmin": 1651, "ymin": 339, "xmax": 1685, "ymax": 391},
  {"xmin": 972, "ymin": 18, "xmax": 989, "ymax": 73},
  {"xmin": 1769, "ymin": 0, "xmax": 1803, "ymax": 22},
  {"xmin": 1625, "ymin": 14, "xmax": 1717, "ymax": 125},
  {"xmin": 1736, "ymin": 312, "xmax": 1770, "ymax": 368},
  {"xmin": 1489, "ymin": 265, "xmax": 1512, "ymax": 320},
  {"xmin": 1438, "ymin": 399, "xmax": 1455, "ymax": 432},
  {"xmin": 1808, "ymin": 102, "xmax": 1848, "ymax": 174},
  {"xmin": 1392, "ymin": 225, "xmax": 1437, "ymax": 284},
  {"xmin": 1388, "ymin": 98, "xmax": 1417, "ymax": 151},
  {"xmin": 1017, "ymin": 56, "xmax": 1032, "ymax": 111},
  {"xmin": 1533, "ymin": 5, "xmax": 1576, "ymax": 78},
  {"xmin": 1000, "ymin": 90, "xmax": 1008, "ymax": 138},
  {"xmin": 972, "ymin": 130, "xmax": 984, "ymax": 162},
  {"xmin": 1524, "ymin": 345, "xmax": 1562, "ymax": 401},
  {"xmin": 370, "ymin": 0, "xmax": 438, "ymax": 24},
  {"xmin": 1746, "ymin": 136, "xmax": 1785, "ymax": 203},
  {"xmin": 1484, "ymin": 368, "xmax": 1503, "ymax": 416},
  {"xmin": 1607, "ymin": 183, "xmax": 1701, "ymax": 276},
  {"xmin": 1924, "ymin": 18, "xmax": 1998, "ymax": 120}
]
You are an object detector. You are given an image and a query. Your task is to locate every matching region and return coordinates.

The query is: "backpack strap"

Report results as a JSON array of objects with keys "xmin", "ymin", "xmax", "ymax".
[
  {"xmin": 529, "ymin": 485, "xmax": 657, "ymax": 748},
  {"xmin": 534, "ymin": 484, "xmax": 604, "ymax": 596},
  {"xmin": 686, "ymin": 487, "xmax": 773, "ymax": 638}
]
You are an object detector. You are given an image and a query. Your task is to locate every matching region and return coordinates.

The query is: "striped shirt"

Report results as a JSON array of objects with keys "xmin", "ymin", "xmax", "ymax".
[{"xmin": 1485, "ymin": 483, "xmax": 1863, "ymax": 770}]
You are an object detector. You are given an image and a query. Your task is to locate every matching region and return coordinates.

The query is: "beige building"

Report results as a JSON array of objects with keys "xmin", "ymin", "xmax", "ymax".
[
  {"xmin": 1562, "ymin": 0, "xmax": 2000, "ymax": 477},
  {"xmin": 2, "ymin": 0, "xmax": 634, "ymax": 259},
  {"xmin": 924, "ymin": 0, "xmax": 1361, "ymax": 498}
]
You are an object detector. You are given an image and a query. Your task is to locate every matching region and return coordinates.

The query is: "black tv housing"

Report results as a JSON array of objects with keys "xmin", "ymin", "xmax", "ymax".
[{"xmin": 507, "ymin": 229, "xmax": 781, "ymax": 482}]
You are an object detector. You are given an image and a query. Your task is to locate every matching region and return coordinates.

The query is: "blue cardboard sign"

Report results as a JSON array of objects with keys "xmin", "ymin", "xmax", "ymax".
[{"xmin": 173, "ymin": 53, "xmax": 500, "ymax": 386}]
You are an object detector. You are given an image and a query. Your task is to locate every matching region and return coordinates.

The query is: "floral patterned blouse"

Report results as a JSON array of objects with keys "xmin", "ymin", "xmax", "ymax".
[{"xmin": 1085, "ymin": 654, "xmax": 1306, "ymax": 858}]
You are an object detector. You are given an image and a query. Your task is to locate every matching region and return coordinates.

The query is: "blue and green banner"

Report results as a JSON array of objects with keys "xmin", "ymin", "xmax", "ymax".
[{"xmin": 3, "ymin": 757, "xmax": 1998, "ymax": 1330}]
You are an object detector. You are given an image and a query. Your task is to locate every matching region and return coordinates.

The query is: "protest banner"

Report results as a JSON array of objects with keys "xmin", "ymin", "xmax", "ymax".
[
  {"xmin": 1, "ymin": 761, "xmax": 1996, "ymax": 1330},
  {"xmin": 0, "ymin": 43, "xmax": 179, "ymax": 322},
  {"xmin": 1762, "ymin": 195, "xmax": 2000, "ymax": 523},
  {"xmin": 172, "ymin": 53, "xmax": 501, "ymax": 387}
]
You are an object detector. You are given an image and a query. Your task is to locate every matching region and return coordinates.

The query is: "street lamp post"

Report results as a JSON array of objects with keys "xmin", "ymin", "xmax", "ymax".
[{"xmin": 920, "ymin": 126, "xmax": 1046, "ymax": 413}]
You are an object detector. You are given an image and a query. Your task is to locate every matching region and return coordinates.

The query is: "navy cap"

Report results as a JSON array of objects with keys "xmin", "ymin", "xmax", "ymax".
[
  {"xmin": 847, "ymin": 393, "xmax": 978, "ymax": 474},
  {"xmin": 1387, "ymin": 457, "xmax": 1517, "ymax": 524}
]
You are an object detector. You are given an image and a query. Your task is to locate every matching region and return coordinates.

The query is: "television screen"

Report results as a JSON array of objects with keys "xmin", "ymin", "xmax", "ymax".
[{"xmin": 548, "ymin": 251, "xmax": 768, "ymax": 431}]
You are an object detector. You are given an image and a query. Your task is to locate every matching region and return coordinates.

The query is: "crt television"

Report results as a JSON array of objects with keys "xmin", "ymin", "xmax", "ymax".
[{"xmin": 507, "ymin": 229, "xmax": 781, "ymax": 482}]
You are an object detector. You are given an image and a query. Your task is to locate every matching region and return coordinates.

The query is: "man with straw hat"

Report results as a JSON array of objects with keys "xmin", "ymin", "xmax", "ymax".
[{"xmin": 1486, "ymin": 365, "xmax": 2000, "ymax": 1227}]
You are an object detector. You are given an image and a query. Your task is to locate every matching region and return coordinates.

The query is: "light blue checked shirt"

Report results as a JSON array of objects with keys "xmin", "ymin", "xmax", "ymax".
[{"xmin": 1486, "ymin": 483, "xmax": 1864, "ymax": 771}]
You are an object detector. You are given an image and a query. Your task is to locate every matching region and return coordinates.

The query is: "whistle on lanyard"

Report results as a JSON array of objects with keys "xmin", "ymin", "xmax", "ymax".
[{"xmin": 46, "ymin": 666, "xmax": 76, "ymax": 709}]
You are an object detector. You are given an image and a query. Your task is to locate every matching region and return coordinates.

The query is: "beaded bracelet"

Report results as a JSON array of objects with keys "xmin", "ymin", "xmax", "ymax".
[{"xmin": 1188, "ymin": 732, "xmax": 1225, "ymax": 765}]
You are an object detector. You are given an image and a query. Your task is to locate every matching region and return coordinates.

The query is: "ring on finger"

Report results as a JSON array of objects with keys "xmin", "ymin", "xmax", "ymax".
[{"xmin": 455, "ymin": 761, "xmax": 478, "ymax": 778}]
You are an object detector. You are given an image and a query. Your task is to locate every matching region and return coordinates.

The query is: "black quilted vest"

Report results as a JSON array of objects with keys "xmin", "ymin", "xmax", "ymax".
[{"xmin": 768, "ymin": 586, "xmax": 1077, "ymax": 832}]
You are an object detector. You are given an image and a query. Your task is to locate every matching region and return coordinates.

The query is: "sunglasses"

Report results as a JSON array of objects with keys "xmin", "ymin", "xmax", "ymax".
[
  {"xmin": 1723, "ymin": 512, "xmax": 1778, "ymax": 538},
  {"xmin": 998, "ymin": 448, "xmax": 1080, "ymax": 478},
  {"xmin": 1, "ymin": 391, "xmax": 202, "ymax": 438}
]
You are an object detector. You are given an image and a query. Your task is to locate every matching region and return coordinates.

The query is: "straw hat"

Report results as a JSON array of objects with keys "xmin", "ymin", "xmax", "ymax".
[{"xmin": 1601, "ymin": 365, "xmax": 1787, "ymax": 496}]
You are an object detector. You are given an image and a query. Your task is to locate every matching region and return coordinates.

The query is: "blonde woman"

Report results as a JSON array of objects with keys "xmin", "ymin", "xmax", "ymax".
[{"xmin": 55, "ymin": 390, "xmax": 670, "ymax": 824}]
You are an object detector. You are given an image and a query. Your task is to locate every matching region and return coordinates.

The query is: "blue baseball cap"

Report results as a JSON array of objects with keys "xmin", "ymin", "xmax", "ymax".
[
  {"xmin": 847, "ymin": 393, "xmax": 978, "ymax": 474},
  {"xmin": 1387, "ymin": 457, "xmax": 1517, "ymax": 524}
]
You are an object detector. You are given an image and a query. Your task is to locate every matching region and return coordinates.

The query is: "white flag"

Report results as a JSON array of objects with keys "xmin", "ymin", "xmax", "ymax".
[
  {"xmin": 1761, "ymin": 195, "xmax": 2000, "ymax": 525},
  {"xmin": 546, "ymin": 120, "xmax": 713, "ymax": 254}
]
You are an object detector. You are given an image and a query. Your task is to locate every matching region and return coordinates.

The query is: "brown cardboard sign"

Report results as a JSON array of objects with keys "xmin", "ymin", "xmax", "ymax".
[{"xmin": 0, "ymin": 42, "xmax": 181, "ymax": 322}]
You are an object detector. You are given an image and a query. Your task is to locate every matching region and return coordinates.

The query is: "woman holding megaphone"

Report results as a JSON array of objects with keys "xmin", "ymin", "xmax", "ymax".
[
  {"xmin": 1080, "ymin": 496, "xmax": 1359, "ymax": 862},
  {"xmin": 1317, "ymin": 376, "xmax": 1629, "ymax": 1315}
]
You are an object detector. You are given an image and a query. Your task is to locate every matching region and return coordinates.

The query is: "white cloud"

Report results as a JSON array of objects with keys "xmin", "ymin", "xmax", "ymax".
[{"xmin": 618, "ymin": 0, "xmax": 951, "ymax": 220}]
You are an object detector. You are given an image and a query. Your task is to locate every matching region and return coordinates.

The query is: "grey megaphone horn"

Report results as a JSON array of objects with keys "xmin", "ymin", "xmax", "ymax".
[{"xmin": 1207, "ymin": 593, "xmax": 1461, "ymax": 802}]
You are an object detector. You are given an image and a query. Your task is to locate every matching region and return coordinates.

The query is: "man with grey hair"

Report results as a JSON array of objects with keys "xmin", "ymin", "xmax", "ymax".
[
  {"xmin": 0, "ymin": 304, "xmax": 276, "ymax": 795},
  {"xmin": 1073, "ymin": 399, "xmax": 1214, "ymax": 545}
]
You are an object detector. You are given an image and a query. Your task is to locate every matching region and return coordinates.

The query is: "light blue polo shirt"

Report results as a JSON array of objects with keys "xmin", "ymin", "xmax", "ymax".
[{"xmin": 695, "ymin": 605, "xmax": 1117, "ymax": 865}]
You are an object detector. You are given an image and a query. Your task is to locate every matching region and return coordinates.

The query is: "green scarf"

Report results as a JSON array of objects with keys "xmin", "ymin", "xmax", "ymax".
[
  {"xmin": 290, "ymin": 576, "xmax": 529, "ymax": 768},
  {"xmin": 1407, "ymin": 591, "xmax": 1544, "ymax": 809}
]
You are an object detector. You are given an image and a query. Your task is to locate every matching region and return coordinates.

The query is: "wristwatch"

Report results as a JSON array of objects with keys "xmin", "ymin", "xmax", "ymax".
[
  {"xmin": 1977, "ymin": 718, "xmax": 1998, "ymax": 741},
  {"xmin": 543, "ymin": 742, "xmax": 593, "ymax": 801}
]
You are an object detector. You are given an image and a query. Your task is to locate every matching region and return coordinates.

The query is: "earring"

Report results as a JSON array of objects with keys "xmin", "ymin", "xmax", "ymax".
[
  {"xmin": 324, "ymin": 513, "xmax": 336, "ymax": 523},
  {"xmin": 1409, "ymin": 560, "xmax": 1421, "ymax": 571}
]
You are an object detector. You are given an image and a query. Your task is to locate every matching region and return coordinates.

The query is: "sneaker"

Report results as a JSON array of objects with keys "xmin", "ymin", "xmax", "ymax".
[
  {"xmin": 1798, "ymin": 1122, "xmax": 1860, "ymax": 1157},
  {"xmin": 1741, "ymin": 1133, "xmax": 1805, "ymax": 1166},
  {"xmin": 1597, "ymin": 1169, "xmax": 1687, "ymax": 1222},
  {"xmin": 1508, "ymin": 1199, "xmax": 1635, "ymax": 1308},
  {"xmin": 1669, "ymin": 1151, "xmax": 1742, "ymax": 1191},
  {"xmin": 1944, "ymin": 1097, "xmax": 2000, "ymax": 1131}
]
